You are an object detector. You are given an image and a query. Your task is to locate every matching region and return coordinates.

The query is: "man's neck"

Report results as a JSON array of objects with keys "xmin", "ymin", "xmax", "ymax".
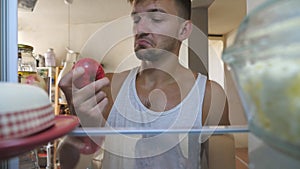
[
  {"xmin": 140, "ymin": 51, "xmax": 180, "ymax": 70},
  {"xmin": 137, "ymin": 56, "xmax": 183, "ymax": 87}
]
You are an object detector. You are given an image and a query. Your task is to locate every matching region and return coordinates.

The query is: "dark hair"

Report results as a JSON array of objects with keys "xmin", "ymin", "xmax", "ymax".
[{"xmin": 127, "ymin": 0, "xmax": 191, "ymax": 20}]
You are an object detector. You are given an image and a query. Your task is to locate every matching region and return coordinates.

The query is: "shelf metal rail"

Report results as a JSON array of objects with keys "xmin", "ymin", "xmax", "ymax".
[{"xmin": 3, "ymin": 125, "xmax": 249, "ymax": 169}]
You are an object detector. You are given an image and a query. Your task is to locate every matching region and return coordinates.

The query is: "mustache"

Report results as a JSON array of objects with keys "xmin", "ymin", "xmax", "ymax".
[{"xmin": 135, "ymin": 33, "xmax": 154, "ymax": 44}]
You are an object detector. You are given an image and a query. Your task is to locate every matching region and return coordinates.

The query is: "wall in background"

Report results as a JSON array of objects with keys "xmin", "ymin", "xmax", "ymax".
[{"xmin": 18, "ymin": 20, "xmax": 105, "ymax": 67}]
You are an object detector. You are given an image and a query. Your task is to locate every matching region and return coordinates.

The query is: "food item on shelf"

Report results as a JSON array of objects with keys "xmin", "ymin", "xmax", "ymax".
[
  {"xmin": 72, "ymin": 57, "xmax": 105, "ymax": 88},
  {"xmin": 239, "ymin": 57, "xmax": 300, "ymax": 145},
  {"xmin": 0, "ymin": 83, "xmax": 55, "ymax": 139}
]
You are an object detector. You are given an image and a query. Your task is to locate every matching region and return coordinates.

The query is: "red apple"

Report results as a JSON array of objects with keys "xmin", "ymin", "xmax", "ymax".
[
  {"xmin": 78, "ymin": 136, "xmax": 103, "ymax": 155},
  {"xmin": 72, "ymin": 57, "xmax": 105, "ymax": 154},
  {"xmin": 72, "ymin": 58, "xmax": 105, "ymax": 88}
]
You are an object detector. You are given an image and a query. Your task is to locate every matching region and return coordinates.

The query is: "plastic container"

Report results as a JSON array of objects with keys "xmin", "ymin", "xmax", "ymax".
[{"xmin": 222, "ymin": 0, "xmax": 300, "ymax": 158}]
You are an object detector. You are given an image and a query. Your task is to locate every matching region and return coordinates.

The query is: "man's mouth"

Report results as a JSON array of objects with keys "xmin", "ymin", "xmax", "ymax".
[{"xmin": 135, "ymin": 38, "xmax": 154, "ymax": 48}]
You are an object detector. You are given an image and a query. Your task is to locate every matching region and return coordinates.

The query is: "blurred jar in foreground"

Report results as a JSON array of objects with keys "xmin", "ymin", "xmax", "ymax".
[{"xmin": 222, "ymin": 0, "xmax": 300, "ymax": 158}]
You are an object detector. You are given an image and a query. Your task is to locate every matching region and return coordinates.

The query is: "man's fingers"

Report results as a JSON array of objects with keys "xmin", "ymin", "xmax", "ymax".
[
  {"xmin": 73, "ymin": 77, "xmax": 110, "ymax": 104},
  {"xmin": 96, "ymin": 91, "xmax": 107, "ymax": 103},
  {"xmin": 95, "ymin": 77, "xmax": 110, "ymax": 92},
  {"xmin": 95, "ymin": 97, "xmax": 109, "ymax": 118},
  {"xmin": 59, "ymin": 67, "xmax": 85, "ymax": 88}
]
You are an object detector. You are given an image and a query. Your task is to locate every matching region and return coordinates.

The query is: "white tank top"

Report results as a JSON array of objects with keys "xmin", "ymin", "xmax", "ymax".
[{"xmin": 101, "ymin": 67, "xmax": 207, "ymax": 169}]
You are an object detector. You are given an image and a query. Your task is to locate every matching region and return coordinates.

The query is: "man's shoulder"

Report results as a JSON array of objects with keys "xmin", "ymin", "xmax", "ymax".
[
  {"xmin": 202, "ymin": 79, "xmax": 229, "ymax": 125},
  {"xmin": 106, "ymin": 70, "xmax": 131, "ymax": 83},
  {"xmin": 203, "ymin": 79, "xmax": 226, "ymax": 102},
  {"xmin": 102, "ymin": 69, "xmax": 133, "ymax": 118},
  {"xmin": 205, "ymin": 80, "xmax": 224, "ymax": 93},
  {"xmin": 105, "ymin": 69, "xmax": 132, "ymax": 98}
]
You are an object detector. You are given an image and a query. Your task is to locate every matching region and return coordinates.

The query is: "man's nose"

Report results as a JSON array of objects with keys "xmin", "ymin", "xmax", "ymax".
[{"xmin": 133, "ymin": 18, "xmax": 151, "ymax": 35}]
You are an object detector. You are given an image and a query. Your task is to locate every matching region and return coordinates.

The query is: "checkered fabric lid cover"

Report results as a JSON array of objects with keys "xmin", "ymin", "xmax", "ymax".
[{"xmin": 0, "ymin": 83, "xmax": 55, "ymax": 139}]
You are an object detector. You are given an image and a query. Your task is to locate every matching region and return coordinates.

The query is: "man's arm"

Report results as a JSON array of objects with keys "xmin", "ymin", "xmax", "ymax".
[
  {"xmin": 57, "ymin": 67, "xmax": 110, "ymax": 169},
  {"xmin": 101, "ymin": 71, "xmax": 131, "ymax": 120},
  {"xmin": 57, "ymin": 69, "xmax": 131, "ymax": 169},
  {"xmin": 201, "ymin": 80, "xmax": 232, "ymax": 169},
  {"xmin": 202, "ymin": 80, "xmax": 230, "ymax": 126}
]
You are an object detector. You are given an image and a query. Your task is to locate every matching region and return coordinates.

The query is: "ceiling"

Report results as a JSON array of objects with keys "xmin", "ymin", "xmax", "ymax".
[
  {"xmin": 19, "ymin": 0, "xmax": 246, "ymax": 35},
  {"xmin": 208, "ymin": 0, "xmax": 246, "ymax": 35}
]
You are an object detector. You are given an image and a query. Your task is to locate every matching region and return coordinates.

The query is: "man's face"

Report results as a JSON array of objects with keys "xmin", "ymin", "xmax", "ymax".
[{"xmin": 131, "ymin": 0, "xmax": 184, "ymax": 61}]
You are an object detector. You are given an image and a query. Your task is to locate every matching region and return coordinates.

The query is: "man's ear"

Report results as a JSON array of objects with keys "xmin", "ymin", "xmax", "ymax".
[{"xmin": 178, "ymin": 20, "xmax": 192, "ymax": 41}]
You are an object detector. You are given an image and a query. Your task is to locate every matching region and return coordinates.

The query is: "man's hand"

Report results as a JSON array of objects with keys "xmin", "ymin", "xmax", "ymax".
[
  {"xmin": 58, "ymin": 67, "xmax": 110, "ymax": 127},
  {"xmin": 57, "ymin": 67, "xmax": 108, "ymax": 168},
  {"xmin": 57, "ymin": 135, "xmax": 104, "ymax": 168}
]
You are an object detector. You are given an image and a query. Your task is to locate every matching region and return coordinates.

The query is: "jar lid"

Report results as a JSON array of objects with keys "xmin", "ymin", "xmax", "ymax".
[{"xmin": 18, "ymin": 44, "xmax": 34, "ymax": 52}]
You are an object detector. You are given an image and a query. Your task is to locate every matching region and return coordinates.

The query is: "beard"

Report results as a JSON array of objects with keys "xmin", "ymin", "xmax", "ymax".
[
  {"xmin": 134, "ymin": 38, "xmax": 178, "ymax": 62},
  {"xmin": 135, "ymin": 48, "xmax": 167, "ymax": 61}
]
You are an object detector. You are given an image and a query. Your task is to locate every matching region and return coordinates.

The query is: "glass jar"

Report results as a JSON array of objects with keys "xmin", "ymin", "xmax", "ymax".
[
  {"xmin": 222, "ymin": 0, "xmax": 300, "ymax": 158},
  {"xmin": 18, "ymin": 44, "xmax": 47, "ymax": 91},
  {"xmin": 18, "ymin": 44, "xmax": 37, "ymax": 84},
  {"xmin": 18, "ymin": 44, "xmax": 36, "ymax": 72},
  {"xmin": 44, "ymin": 48, "xmax": 56, "ymax": 67}
]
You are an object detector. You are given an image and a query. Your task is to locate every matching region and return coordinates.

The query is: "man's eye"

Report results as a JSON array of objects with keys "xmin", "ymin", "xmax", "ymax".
[
  {"xmin": 151, "ymin": 18, "xmax": 163, "ymax": 22},
  {"xmin": 132, "ymin": 15, "xmax": 141, "ymax": 23},
  {"xmin": 149, "ymin": 13, "xmax": 164, "ymax": 23}
]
